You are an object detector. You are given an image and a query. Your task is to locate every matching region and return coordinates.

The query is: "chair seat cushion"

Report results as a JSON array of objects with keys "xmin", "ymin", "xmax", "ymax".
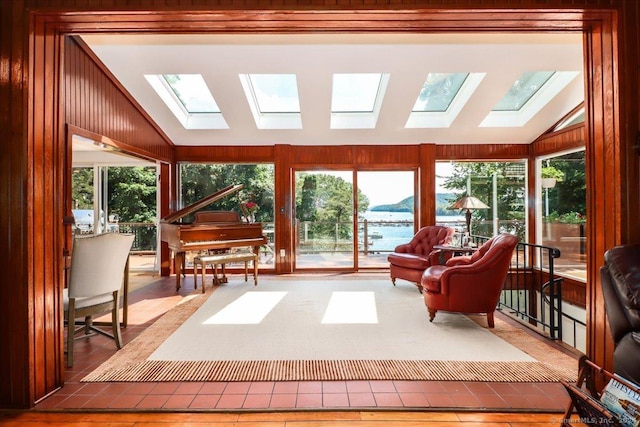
[
  {"xmin": 63, "ymin": 288, "xmax": 114, "ymax": 310},
  {"xmin": 388, "ymin": 253, "xmax": 430, "ymax": 270},
  {"xmin": 421, "ymin": 265, "xmax": 447, "ymax": 293}
]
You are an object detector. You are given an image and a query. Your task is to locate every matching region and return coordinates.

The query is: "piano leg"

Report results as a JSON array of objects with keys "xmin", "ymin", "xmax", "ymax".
[{"xmin": 174, "ymin": 251, "xmax": 184, "ymax": 291}]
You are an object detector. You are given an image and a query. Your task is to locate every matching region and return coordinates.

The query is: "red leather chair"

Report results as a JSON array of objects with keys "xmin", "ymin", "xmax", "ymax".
[
  {"xmin": 387, "ymin": 225, "xmax": 454, "ymax": 291},
  {"xmin": 420, "ymin": 233, "xmax": 518, "ymax": 327}
]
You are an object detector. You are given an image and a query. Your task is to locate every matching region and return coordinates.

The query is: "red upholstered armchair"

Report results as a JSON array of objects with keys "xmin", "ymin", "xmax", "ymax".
[
  {"xmin": 387, "ymin": 225, "xmax": 454, "ymax": 291},
  {"xmin": 420, "ymin": 233, "xmax": 518, "ymax": 328}
]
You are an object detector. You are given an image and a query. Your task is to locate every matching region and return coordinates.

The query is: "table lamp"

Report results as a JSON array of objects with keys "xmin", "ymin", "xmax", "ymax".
[{"xmin": 450, "ymin": 195, "xmax": 490, "ymax": 234}]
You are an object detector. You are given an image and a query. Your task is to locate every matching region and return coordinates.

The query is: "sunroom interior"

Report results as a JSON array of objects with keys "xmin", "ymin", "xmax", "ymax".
[{"xmin": 68, "ymin": 31, "xmax": 588, "ymax": 355}]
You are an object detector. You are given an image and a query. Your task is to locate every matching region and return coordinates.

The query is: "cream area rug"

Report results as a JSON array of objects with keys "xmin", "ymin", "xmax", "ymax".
[{"xmin": 83, "ymin": 276, "xmax": 578, "ymax": 383}]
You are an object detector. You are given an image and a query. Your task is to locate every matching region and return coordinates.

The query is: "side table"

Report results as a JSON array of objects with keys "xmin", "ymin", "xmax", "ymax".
[{"xmin": 433, "ymin": 244, "xmax": 479, "ymax": 265}]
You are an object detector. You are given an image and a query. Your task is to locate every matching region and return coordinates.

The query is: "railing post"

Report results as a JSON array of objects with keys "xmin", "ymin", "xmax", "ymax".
[{"xmin": 362, "ymin": 219, "xmax": 369, "ymax": 255}]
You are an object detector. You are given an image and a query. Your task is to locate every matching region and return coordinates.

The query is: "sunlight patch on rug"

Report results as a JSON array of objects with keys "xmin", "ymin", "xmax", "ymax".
[
  {"xmin": 322, "ymin": 292, "xmax": 378, "ymax": 324},
  {"xmin": 203, "ymin": 291, "xmax": 286, "ymax": 324}
]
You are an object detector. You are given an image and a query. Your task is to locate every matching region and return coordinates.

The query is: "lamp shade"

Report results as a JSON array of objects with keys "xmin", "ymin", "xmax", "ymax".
[
  {"xmin": 450, "ymin": 195, "xmax": 490, "ymax": 235},
  {"xmin": 450, "ymin": 196, "xmax": 490, "ymax": 210}
]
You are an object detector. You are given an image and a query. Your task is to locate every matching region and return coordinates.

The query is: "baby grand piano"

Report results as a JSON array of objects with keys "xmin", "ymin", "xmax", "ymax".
[{"xmin": 160, "ymin": 184, "xmax": 267, "ymax": 290}]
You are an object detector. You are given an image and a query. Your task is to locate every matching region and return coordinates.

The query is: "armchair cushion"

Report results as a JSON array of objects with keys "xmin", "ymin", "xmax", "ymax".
[
  {"xmin": 387, "ymin": 225, "xmax": 454, "ymax": 290},
  {"xmin": 387, "ymin": 252, "xmax": 431, "ymax": 270}
]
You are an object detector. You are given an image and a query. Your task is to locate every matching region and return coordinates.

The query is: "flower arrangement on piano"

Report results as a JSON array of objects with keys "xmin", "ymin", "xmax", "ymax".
[{"xmin": 243, "ymin": 201, "xmax": 259, "ymax": 223}]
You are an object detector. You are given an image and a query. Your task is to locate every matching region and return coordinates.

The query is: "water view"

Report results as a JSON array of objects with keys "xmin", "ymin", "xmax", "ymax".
[{"xmin": 361, "ymin": 211, "xmax": 465, "ymax": 252}]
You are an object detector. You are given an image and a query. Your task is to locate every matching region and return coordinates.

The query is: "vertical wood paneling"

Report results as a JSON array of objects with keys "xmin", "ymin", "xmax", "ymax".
[
  {"xmin": 274, "ymin": 145, "xmax": 293, "ymax": 273},
  {"xmin": 159, "ymin": 163, "xmax": 172, "ymax": 276},
  {"xmin": 583, "ymin": 17, "xmax": 619, "ymax": 376},
  {"xmin": 622, "ymin": 0, "xmax": 640, "ymax": 244},
  {"xmin": 436, "ymin": 144, "xmax": 530, "ymax": 159},
  {"xmin": 64, "ymin": 37, "xmax": 174, "ymax": 163},
  {"xmin": 2, "ymin": 0, "xmax": 637, "ymax": 409},
  {"xmin": 0, "ymin": 0, "xmax": 31, "ymax": 409},
  {"xmin": 175, "ymin": 145, "xmax": 274, "ymax": 163},
  {"xmin": 530, "ymin": 126, "xmax": 585, "ymax": 156},
  {"xmin": 420, "ymin": 145, "xmax": 437, "ymax": 228}
]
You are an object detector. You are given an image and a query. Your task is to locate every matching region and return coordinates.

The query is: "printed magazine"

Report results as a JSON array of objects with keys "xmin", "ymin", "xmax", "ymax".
[{"xmin": 600, "ymin": 375, "xmax": 640, "ymax": 427}]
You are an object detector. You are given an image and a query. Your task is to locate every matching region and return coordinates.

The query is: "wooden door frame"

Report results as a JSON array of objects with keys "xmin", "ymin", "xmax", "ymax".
[{"xmin": 21, "ymin": 7, "xmax": 622, "ymax": 407}]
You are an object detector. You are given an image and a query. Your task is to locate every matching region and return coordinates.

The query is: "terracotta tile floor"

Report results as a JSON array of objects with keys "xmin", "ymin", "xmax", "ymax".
[{"xmin": 36, "ymin": 272, "xmax": 577, "ymax": 413}]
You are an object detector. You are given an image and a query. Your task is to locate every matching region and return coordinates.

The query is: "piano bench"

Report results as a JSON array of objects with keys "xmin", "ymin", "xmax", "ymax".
[{"xmin": 193, "ymin": 251, "xmax": 258, "ymax": 292}]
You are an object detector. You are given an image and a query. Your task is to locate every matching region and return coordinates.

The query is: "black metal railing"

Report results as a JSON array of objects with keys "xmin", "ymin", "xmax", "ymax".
[
  {"xmin": 114, "ymin": 222, "xmax": 157, "ymax": 252},
  {"xmin": 469, "ymin": 235, "xmax": 584, "ymax": 346}
]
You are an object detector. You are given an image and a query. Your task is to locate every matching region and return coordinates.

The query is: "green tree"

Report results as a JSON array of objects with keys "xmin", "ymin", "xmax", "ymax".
[
  {"xmin": 106, "ymin": 167, "xmax": 157, "ymax": 223},
  {"xmin": 71, "ymin": 167, "xmax": 94, "ymax": 209},
  {"xmin": 295, "ymin": 173, "xmax": 369, "ymax": 241},
  {"xmin": 180, "ymin": 163, "xmax": 275, "ymax": 223},
  {"xmin": 545, "ymin": 151, "xmax": 586, "ymax": 219},
  {"xmin": 442, "ymin": 161, "xmax": 526, "ymax": 239}
]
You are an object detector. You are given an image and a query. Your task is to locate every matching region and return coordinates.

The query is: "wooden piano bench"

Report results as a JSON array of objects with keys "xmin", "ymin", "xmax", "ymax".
[{"xmin": 193, "ymin": 251, "xmax": 258, "ymax": 292}]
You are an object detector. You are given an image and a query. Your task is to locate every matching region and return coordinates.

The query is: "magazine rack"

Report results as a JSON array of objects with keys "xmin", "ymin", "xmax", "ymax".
[{"xmin": 561, "ymin": 355, "xmax": 640, "ymax": 426}]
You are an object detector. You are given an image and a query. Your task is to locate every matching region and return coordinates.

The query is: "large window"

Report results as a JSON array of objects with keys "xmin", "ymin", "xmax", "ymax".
[
  {"xmin": 537, "ymin": 150, "xmax": 586, "ymax": 281},
  {"xmin": 179, "ymin": 163, "xmax": 276, "ymax": 268},
  {"xmin": 436, "ymin": 161, "xmax": 527, "ymax": 241}
]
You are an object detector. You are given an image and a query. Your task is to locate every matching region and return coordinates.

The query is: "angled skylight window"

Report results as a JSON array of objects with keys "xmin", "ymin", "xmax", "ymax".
[
  {"xmin": 145, "ymin": 74, "xmax": 228, "ymax": 130},
  {"xmin": 412, "ymin": 73, "xmax": 469, "ymax": 112},
  {"xmin": 239, "ymin": 74, "xmax": 302, "ymax": 129},
  {"xmin": 405, "ymin": 72, "xmax": 485, "ymax": 129},
  {"xmin": 552, "ymin": 107, "xmax": 585, "ymax": 131},
  {"xmin": 331, "ymin": 73, "xmax": 389, "ymax": 129},
  {"xmin": 248, "ymin": 74, "xmax": 300, "ymax": 113},
  {"xmin": 332, "ymin": 73, "xmax": 382, "ymax": 113},
  {"xmin": 480, "ymin": 70, "xmax": 580, "ymax": 128},
  {"xmin": 163, "ymin": 74, "xmax": 221, "ymax": 113},
  {"xmin": 492, "ymin": 71, "xmax": 555, "ymax": 111}
]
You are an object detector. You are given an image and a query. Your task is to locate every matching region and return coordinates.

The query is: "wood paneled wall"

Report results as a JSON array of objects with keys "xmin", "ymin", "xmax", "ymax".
[
  {"xmin": 65, "ymin": 37, "xmax": 174, "ymax": 163},
  {"xmin": 1, "ymin": 0, "xmax": 638, "ymax": 409},
  {"xmin": 531, "ymin": 125, "xmax": 585, "ymax": 157}
]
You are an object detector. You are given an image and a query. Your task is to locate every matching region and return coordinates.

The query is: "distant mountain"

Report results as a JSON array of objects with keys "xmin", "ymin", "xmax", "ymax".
[{"xmin": 370, "ymin": 193, "xmax": 460, "ymax": 214}]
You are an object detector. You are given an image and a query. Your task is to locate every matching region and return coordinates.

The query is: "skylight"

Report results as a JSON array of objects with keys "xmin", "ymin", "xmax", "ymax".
[
  {"xmin": 239, "ymin": 74, "xmax": 302, "ymax": 129},
  {"xmin": 163, "ymin": 74, "xmax": 221, "ymax": 113},
  {"xmin": 552, "ymin": 107, "xmax": 585, "ymax": 131},
  {"xmin": 247, "ymin": 74, "xmax": 300, "ymax": 113},
  {"xmin": 412, "ymin": 73, "xmax": 469, "ymax": 112},
  {"xmin": 332, "ymin": 73, "xmax": 382, "ymax": 113},
  {"xmin": 144, "ymin": 73, "xmax": 228, "ymax": 129},
  {"xmin": 480, "ymin": 71, "xmax": 580, "ymax": 128},
  {"xmin": 331, "ymin": 73, "xmax": 389, "ymax": 129},
  {"xmin": 405, "ymin": 72, "xmax": 485, "ymax": 129},
  {"xmin": 492, "ymin": 71, "xmax": 555, "ymax": 111}
]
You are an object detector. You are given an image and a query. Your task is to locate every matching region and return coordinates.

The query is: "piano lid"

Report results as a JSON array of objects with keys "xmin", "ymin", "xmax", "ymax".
[{"xmin": 160, "ymin": 184, "xmax": 244, "ymax": 224}]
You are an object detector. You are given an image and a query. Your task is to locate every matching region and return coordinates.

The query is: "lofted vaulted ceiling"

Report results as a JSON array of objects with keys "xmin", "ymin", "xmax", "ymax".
[{"xmin": 79, "ymin": 32, "xmax": 584, "ymax": 148}]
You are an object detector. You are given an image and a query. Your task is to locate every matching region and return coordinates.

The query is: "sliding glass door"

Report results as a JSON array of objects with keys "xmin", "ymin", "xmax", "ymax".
[
  {"xmin": 293, "ymin": 169, "xmax": 415, "ymax": 271},
  {"xmin": 294, "ymin": 170, "xmax": 355, "ymax": 270}
]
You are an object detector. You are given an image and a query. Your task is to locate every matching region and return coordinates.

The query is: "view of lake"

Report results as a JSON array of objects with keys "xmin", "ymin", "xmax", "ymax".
[{"xmin": 361, "ymin": 211, "xmax": 465, "ymax": 252}]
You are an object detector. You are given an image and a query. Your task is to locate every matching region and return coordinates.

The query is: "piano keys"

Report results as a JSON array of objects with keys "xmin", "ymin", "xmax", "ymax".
[{"xmin": 160, "ymin": 184, "xmax": 267, "ymax": 290}]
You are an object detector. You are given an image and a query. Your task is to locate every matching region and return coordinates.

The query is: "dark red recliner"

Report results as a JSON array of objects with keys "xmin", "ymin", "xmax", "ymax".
[
  {"xmin": 387, "ymin": 225, "xmax": 454, "ymax": 291},
  {"xmin": 421, "ymin": 233, "xmax": 518, "ymax": 328}
]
